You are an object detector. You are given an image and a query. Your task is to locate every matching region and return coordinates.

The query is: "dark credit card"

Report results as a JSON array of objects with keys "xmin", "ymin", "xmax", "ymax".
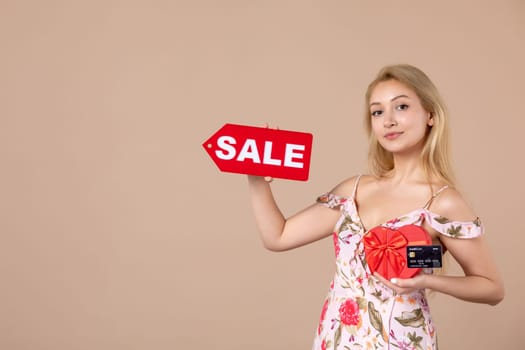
[{"xmin": 407, "ymin": 245, "xmax": 442, "ymax": 268}]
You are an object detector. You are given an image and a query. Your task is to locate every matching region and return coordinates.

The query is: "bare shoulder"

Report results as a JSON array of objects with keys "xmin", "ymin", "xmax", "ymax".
[
  {"xmin": 429, "ymin": 187, "xmax": 479, "ymax": 221},
  {"xmin": 329, "ymin": 174, "xmax": 368, "ymax": 197}
]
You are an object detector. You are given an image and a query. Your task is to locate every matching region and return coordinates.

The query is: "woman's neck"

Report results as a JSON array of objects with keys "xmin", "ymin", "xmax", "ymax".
[{"xmin": 384, "ymin": 153, "xmax": 429, "ymax": 185}]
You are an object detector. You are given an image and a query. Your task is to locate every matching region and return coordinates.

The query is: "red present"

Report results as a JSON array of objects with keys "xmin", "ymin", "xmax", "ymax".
[{"xmin": 363, "ymin": 224, "xmax": 432, "ymax": 280}]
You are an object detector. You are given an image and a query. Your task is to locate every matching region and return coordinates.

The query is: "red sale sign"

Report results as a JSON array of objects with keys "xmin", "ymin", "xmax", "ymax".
[{"xmin": 202, "ymin": 123, "xmax": 313, "ymax": 181}]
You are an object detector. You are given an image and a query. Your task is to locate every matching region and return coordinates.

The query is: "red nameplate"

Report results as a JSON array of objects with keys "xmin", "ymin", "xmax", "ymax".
[
  {"xmin": 363, "ymin": 225, "xmax": 432, "ymax": 280},
  {"xmin": 202, "ymin": 123, "xmax": 313, "ymax": 181}
]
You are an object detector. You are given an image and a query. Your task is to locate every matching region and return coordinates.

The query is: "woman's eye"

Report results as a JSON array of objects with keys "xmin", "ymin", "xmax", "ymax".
[
  {"xmin": 396, "ymin": 104, "xmax": 409, "ymax": 111},
  {"xmin": 371, "ymin": 110, "xmax": 382, "ymax": 117}
]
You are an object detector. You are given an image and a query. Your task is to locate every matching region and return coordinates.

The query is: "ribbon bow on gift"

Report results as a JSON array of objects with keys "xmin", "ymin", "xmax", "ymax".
[
  {"xmin": 363, "ymin": 225, "xmax": 432, "ymax": 280},
  {"xmin": 363, "ymin": 228, "xmax": 408, "ymax": 278}
]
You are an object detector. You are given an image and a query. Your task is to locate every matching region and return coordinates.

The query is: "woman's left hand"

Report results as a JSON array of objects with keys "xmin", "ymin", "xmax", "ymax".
[{"xmin": 373, "ymin": 272, "xmax": 427, "ymax": 294}]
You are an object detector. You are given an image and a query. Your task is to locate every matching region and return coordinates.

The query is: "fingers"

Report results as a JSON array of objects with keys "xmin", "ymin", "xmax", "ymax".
[
  {"xmin": 259, "ymin": 123, "xmax": 278, "ymax": 183},
  {"xmin": 264, "ymin": 123, "xmax": 279, "ymax": 130},
  {"xmin": 247, "ymin": 174, "xmax": 274, "ymax": 184},
  {"xmin": 373, "ymin": 272, "xmax": 397, "ymax": 288},
  {"xmin": 373, "ymin": 272, "xmax": 418, "ymax": 294}
]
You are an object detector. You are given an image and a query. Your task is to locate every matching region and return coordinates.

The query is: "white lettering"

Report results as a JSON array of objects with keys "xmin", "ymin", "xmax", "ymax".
[
  {"xmin": 215, "ymin": 136, "xmax": 236, "ymax": 160},
  {"xmin": 284, "ymin": 144, "xmax": 305, "ymax": 168},
  {"xmin": 262, "ymin": 141, "xmax": 282, "ymax": 166},
  {"xmin": 236, "ymin": 139, "xmax": 261, "ymax": 163}
]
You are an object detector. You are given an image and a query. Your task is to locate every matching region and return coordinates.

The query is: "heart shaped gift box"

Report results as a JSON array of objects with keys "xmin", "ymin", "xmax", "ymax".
[{"xmin": 363, "ymin": 224, "xmax": 432, "ymax": 280}]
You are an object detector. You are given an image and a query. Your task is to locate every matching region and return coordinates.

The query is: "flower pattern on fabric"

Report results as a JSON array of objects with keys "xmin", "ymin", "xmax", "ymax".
[
  {"xmin": 333, "ymin": 232, "xmax": 341, "ymax": 258},
  {"xmin": 424, "ymin": 212, "xmax": 483, "ymax": 238},
  {"xmin": 339, "ymin": 299, "xmax": 360, "ymax": 326},
  {"xmin": 318, "ymin": 298, "xmax": 330, "ymax": 335},
  {"xmin": 312, "ymin": 192, "xmax": 483, "ymax": 350}
]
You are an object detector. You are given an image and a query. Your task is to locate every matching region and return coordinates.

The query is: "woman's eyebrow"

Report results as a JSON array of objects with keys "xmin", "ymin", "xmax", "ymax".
[
  {"xmin": 391, "ymin": 94, "xmax": 410, "ymax": 102},
  {"xmin": 369, "ymin": 94, "xmax": 410, "ymax": 107}
]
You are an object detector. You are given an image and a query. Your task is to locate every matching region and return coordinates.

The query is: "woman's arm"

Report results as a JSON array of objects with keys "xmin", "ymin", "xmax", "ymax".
[
  {"xmin": 375, "ymin": 189, "xmax": 504, "ymax": 305},
  {"xmin": 376, "ymin": 236, "xmax": 504, "ymax": 305},
  {"xmin": 247, "ymin": 175, "xmax": 352, "ymax": 252},
  {"xmin": 424, "ymin": 235, "xmax": 503, "ymax": 305}
]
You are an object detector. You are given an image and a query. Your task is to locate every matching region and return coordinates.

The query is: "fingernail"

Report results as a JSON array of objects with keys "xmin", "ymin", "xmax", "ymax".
[{"xmin": 390, "ymin": 278, "xmax": 398, "ymax": 284}]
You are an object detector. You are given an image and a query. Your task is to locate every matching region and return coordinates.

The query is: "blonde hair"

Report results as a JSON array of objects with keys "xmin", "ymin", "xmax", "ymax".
[{"xmin": 364, "ymin": 64, "xmax": 455, "ymax": 186}]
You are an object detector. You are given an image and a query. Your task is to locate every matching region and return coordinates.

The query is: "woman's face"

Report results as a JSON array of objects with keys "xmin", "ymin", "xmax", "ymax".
[{"xmin": 369, "ymin": 79, "xmax": 433, "ymax": 155}]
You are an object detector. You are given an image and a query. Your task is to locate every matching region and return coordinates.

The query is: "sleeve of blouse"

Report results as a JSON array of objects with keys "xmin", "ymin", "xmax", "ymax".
[
  {"xmin": 316, "ymin": 192, "xmax": 347, "ymax": 210},
  {"xmin": 425, "ymin": 211, "xmax": 484, "ymax": 239}
]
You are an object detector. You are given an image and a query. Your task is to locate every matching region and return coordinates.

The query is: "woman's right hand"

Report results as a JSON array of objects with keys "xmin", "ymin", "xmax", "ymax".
[{"xmin": 258, "ymin": 124, "xmax": 277, "ymax": 184}]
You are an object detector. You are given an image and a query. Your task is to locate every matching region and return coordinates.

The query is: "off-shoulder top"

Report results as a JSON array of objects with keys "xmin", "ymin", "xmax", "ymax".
[{"xmin": 316, "ymin": 176, "xmax": 483, "ymax": 239}]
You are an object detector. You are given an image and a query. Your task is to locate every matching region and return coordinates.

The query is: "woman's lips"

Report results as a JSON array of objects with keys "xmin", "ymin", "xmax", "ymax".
[{"xmin": 384, "ymin": 132, "xmax": 403, "ymax": 140}]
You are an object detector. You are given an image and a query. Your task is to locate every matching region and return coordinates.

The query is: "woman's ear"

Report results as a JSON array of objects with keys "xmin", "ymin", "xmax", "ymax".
[{"xmin": 427, "ymin": 113, "xmax": 434, "ymax": 127}]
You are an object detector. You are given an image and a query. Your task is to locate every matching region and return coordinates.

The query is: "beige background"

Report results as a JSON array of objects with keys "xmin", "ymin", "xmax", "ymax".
[{"xmin": 1, "ymin": 1, "xmax": 523, "ymax": 349}]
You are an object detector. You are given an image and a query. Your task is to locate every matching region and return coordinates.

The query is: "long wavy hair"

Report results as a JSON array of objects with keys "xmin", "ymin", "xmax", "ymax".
[{"xmin": 364, "ymin": 64, "xmax": 455, "ymax": 186}]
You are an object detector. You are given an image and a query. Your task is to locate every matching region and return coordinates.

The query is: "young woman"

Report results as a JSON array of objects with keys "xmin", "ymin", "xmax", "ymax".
[{"xmin": 247, "ymin": 64, "xmax": 504, "ymax": 349}]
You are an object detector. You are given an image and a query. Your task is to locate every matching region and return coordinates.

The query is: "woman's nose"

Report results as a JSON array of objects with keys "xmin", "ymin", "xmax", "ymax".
[{"xmin": 383, "ymin": 110, "xmax": 397, "ymax": 127}]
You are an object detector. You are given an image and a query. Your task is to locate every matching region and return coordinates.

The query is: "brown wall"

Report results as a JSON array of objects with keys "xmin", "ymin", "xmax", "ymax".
[{"xmin": 1, "ymin": 1, "xmax": 523, "ymax": 349}]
